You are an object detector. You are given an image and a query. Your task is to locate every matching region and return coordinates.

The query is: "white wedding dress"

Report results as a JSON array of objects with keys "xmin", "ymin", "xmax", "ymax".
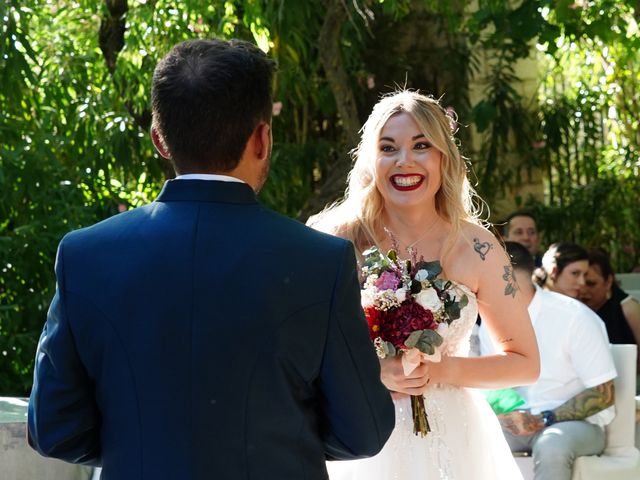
[{"xmin": 327, "ymin": 283, "xmax": 523, "ymax": 480}]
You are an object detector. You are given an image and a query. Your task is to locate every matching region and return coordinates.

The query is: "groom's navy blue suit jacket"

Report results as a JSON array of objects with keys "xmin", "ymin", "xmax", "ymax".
[{"xmin": 28, "ymin": 180, "xmax": 394, "ymax": 479}]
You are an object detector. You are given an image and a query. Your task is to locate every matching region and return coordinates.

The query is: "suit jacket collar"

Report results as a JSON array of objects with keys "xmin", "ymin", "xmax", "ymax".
[{"xmin": 155, "ymin": 179, "xmax": 258, "ymax": 205}]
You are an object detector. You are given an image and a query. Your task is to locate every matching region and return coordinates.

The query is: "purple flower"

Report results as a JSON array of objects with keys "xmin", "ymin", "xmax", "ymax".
[{"xmin": 375, "ymin": 271, "xmax": 401, "ymax": 291}]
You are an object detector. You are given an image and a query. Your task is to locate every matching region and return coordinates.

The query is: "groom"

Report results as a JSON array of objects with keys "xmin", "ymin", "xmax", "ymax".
[{"xmin": 28, "ymin": 38, "xmax": 394, "ymax": 479}]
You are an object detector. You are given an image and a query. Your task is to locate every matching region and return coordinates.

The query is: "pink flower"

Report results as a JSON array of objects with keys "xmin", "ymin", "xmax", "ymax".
[
  {"xmin": 117, "ymin": 203, "xmax": 127, "ymax": 213},
  {"xmin": 446, "ymin": 106, "xmax": 458, "ymax": 131},
  {"xmin": 532, "ymin": 140, "xmax": 546, "ymax": 149},
  {"xmin": 375, "ymin": 271, "xmax": 401, "ymax": 290},
  {"xmin": 367, "ymin": 74, "xmax": 375, "ymax": 90},
  {"xmin": 272, "ymin": 101, "xmax": 283, "ymax": 116}
]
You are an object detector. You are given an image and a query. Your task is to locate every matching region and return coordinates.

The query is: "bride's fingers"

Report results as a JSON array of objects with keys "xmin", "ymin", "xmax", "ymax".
[
  {"xmin": 398, "ymin": 384, "xmax": 429, "ymax": 396},
  {"xmin": 380, "ymin": 356, "xmax": 432, "ymax": 392},
  {"xmin": 390, "ymin": 391, "xmax": 408, "ymax": 401},
  {"xmin": 393, "ymin": 377, "xmax": 430, "ymax": 394},
  {"xmin": 403, "ymin": 363, "xmax": 429, "ymax": 379},
  {"xmin": 399, "ymin": 376, "xmax": 429, "ymax": 388}
]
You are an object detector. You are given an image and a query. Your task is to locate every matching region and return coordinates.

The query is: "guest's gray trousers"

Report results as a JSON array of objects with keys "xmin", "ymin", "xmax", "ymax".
[{"xmin": 503, "ymin": 421, "xmax": 605, "ymax": 480}]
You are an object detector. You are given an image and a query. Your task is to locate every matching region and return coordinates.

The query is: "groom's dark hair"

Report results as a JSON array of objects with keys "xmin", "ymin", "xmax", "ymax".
[
  {"xmin": 504, "ymin": 241, "xmax": 535, "ymax": 275},
  {"xmin": 152, "ymin": 38, "xmax": 276, "ymax": 173}
]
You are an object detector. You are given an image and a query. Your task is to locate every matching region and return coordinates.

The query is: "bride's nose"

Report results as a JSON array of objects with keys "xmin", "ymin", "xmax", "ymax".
[{"xmin": 395, "ymin": 149, "xmax": 414, "ymax": 167}]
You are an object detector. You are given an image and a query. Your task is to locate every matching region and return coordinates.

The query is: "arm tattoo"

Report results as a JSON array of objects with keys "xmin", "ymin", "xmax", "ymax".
[
  {"xmin": 521, "ymin": 413, "xmax": 541, "ymax": 433},
  {"xmin": 554, "ymin": 380, "xmax": 615, "ymax": 422},
  {"xmin": 473, "ymin": 237, "xmax": 493, "ymax": 261},
  {"xmin": 499, "ymin": 337, "xmax": 514, "ymax": 344},
  {"xmin": 502, "ymin": 265, "xmax": 519, "ymax": 298}
]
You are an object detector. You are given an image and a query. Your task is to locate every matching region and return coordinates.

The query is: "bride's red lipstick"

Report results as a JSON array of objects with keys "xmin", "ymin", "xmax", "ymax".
[{"xmin": 390, "ymin": 174, "xmax": 425, "ymax": 191}]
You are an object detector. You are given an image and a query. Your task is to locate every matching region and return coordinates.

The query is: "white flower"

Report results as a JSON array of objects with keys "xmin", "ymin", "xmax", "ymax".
[
  {"xmin": 415, "ymin": 286, "xmax": 442, "ymax": 312},
  {"xmin": 363, "ymin": 274, "xmax": 379, "ymax": 290},
  {"xmin": 361, "ymin": 288, "xmax": 375, "ymax": 308},
  {"xmin": 437, "ymin": 322, "xmax": 449, "ymax": 335},
  {"xmin": 414, "ymin": 269, "xmax": 429, "ymax": 282},
  {"xmin": 395, "ymin": 287, "xmax": 407, "ymax": 303},
  {"xmin": 375, "ymin": 289, "xmax": 401, "ymax": 310}
]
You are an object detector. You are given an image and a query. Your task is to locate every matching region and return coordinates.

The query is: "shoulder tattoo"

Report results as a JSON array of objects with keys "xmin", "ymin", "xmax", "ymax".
[
  {"xmin": 473, "ymin": 237, "xmax": 493, "ymax": 261},
  {"xmin": 502, "ymin": 265, "xmax": 519, "ymax": 298}
]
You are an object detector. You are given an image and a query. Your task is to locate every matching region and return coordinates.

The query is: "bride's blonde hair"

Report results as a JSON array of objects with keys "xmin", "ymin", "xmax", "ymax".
[{"xmin": 310, "ymin": 90, "xmax": 483, "ymax": 258}]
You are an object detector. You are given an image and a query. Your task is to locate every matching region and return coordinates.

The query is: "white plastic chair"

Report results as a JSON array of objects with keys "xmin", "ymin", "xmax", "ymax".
[{"xmin": 516, "ymin": 344, "xmax": 640, "ymax": 480}]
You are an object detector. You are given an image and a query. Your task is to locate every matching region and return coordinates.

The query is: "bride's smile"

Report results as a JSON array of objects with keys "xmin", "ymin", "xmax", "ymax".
[
  {"xmin": 390, "ymin": 173, "xmax": 424, "ymax": 190},
  {"xmin": 375, "ymin": 112, "xmax": 442, "ymax": 212}
]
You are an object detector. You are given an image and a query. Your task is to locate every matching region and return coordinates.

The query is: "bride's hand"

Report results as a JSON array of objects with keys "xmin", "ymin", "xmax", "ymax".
[
  {"xmin": 390, "ymin": 391, "xmax": 408, "ymax": 400},
  {"xmin": 379, "ymin": 356, "xmax": 431, "ymax": 396}
]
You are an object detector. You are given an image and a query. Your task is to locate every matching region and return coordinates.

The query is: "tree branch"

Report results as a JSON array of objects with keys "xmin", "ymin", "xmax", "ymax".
[{"xmin": 301, "ymin": 0, "xmax": 361, "ymax": 220}]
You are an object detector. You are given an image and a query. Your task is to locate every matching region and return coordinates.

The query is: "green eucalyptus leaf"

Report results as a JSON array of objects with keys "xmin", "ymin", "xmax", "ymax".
[
  {"xmin": 385, "ymin": 341, "xmax": 397, "ymax": 357},
  {"xmin": 414, "ymin": 260, "xmax": 442, "ymax": 280},
  {"xmin": 420, "ymin": 342, "xmax": 435, "ymax": 355},
  {"xmin": 459, "ymin": 294, "xmax": 469, "ymax": 308},
  {"xmin": 415, "ymin": 329, "xmax": 443, "ymax": 354},
  {"xmin": 433, "ymin": 279, "xmax": 446, "ymax": 290},
  {"xmin": 405, "ymin": 330, "xmax": 423, "ymax": 348},
  {"xmin": 446, "ymin": 303, "xmax": 461, "ymax": 321},
  {"xmin": 421, "ymin": 329, "xmax": 444, "ymax": 346}
]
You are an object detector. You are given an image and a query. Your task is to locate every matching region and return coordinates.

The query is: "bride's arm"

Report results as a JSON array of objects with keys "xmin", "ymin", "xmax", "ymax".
[
  {"xmin": 381, "ymin": 226, "xmax": 539, "ymax": 394},
  {"xmin": 431, "ymin": 226, "xmax": 539, "ymax": 389}
]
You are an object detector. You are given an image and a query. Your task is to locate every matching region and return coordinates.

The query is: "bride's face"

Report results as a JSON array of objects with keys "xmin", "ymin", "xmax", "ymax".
[{"xmin": 374, "ymin": 112, "xmax": 442, "ymax": 212}]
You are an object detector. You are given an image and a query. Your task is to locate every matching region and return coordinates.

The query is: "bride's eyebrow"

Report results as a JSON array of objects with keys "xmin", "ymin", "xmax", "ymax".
[{"xmin": 379, "ymin": 134, "xmax": 426, "ymax": 142}]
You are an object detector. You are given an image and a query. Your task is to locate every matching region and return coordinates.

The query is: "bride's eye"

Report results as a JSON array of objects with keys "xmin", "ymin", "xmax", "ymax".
[
  {"xmin": 380, "ymin": 144, "xmax": 396, "ymax": 153},
  {"xmin": 414, "ymin": 142, "xmax": 432, "ymax": 150}
]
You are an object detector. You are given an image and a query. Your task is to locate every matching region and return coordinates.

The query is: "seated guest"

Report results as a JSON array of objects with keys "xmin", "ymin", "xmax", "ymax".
[
  {"xmin": 581, "ymin": 248, "xmax": 640, "ymax": 379},
  {"xmin": 479, "ymin": 241, "xmax": 617, "ymax": 480},
  {"xmin": 533, "ymin": 242, "xmax": 589, "ymax": 299},
  {"xmin": 504, "ymin": 211, "xmax": 543, "ymax": 267}
]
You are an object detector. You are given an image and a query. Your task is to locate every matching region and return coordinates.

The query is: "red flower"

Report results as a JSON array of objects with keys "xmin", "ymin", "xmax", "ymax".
[
  {"xmin": 377, "ymin": 301, "xmax": 436, "ymax": 349},
  {"xmin": 364, "ymin": 306, "xmax": 382, "ymax": 340}
]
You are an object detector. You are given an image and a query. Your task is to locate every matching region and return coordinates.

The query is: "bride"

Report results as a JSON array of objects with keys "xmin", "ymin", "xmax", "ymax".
[{"xmin": 309, "ymin": 90, "xmax": 539, "ymax": 479}]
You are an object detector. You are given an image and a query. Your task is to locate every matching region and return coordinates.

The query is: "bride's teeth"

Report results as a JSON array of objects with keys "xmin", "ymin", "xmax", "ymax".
[{"xmin": 394, "ymin": 176, "xmax": 421, "ymax": 186}]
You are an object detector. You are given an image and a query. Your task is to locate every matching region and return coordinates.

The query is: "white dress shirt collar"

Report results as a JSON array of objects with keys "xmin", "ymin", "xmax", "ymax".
[{"xmin": 175, "ymin": 173, "xmax": 244, "ymax": 183}]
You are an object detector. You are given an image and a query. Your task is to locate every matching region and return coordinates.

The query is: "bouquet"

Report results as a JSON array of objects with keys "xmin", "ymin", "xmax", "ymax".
[{"xmin": 361, "ymin": 246, "xmax": 468, "ymax": 436}]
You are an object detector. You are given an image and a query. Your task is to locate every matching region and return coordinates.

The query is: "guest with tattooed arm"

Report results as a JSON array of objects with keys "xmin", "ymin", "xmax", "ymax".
[{"xmin": 479, "ymin": 241, "xmax": 617, "ymax": 480}]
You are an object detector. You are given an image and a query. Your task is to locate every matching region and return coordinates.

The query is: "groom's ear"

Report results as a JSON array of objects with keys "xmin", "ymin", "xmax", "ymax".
[
  {"xmin": 151, "ymin": 126, "xmax": 171, "ymax": 160},
  {"xmin": 253, "ymin": 121, "xmax": 271, "ymax": 162}
]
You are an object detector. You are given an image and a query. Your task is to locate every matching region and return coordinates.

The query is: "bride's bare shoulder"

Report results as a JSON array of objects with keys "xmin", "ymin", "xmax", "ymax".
[{"xmin": 445, "ymin": 222, "xmax": 505, "ymax": 288}]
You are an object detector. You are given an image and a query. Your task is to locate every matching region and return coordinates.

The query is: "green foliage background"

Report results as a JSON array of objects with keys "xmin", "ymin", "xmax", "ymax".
[{"xmin": 1, "ymin": 0, "xmax": 639, "ymax": 394}]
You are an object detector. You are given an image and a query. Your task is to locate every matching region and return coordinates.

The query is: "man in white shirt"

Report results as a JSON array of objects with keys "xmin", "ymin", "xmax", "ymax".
[
  {"xmin": 504, "ymin": 212, "xmax": 543, "ymax": 267},
  {"xmin": 479, "ymin": 241, "xmax": 616, "ymax": 480}
]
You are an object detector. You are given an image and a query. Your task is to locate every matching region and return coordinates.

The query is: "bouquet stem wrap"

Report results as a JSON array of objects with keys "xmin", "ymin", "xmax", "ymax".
[
  {"xmin": 411, "ymin": 395, "xmax": 430, "ymax": 437},
  {"xmin": 403, "ymin": 348, "xmax": 440, "ymax": 437}
]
